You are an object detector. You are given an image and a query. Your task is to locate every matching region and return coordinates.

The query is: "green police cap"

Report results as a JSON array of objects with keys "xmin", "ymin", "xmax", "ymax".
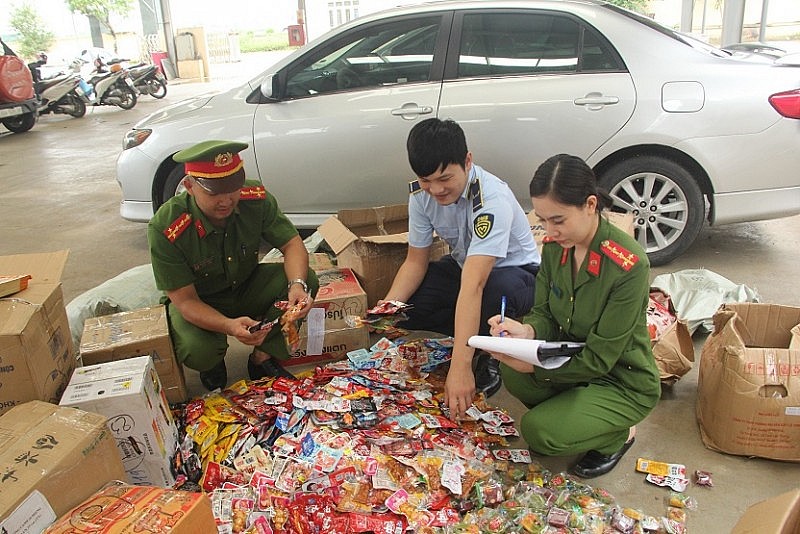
[{"xmin": 173, "ymin": 140, "xmax": 249, "ymax": 194}]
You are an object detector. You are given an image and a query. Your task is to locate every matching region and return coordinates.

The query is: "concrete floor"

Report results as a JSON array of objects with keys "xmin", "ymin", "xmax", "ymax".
[{"xmin": 2, "ymin": 56, "xmax": 798, "ymax": 531}]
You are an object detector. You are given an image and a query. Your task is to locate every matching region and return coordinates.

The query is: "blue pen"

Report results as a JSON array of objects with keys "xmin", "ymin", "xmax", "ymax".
[{"xmin": 499, "ymin": 295, "xmax": 507, "ymax": 336}]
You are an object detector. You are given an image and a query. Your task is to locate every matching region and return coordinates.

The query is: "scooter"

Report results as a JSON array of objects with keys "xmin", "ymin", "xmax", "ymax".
[
  {"xmin": 33, "ymin": 71, "xmax": 87, "ymax": 118},
  {"xmin": 79, "ymin": 61, "xmax": 138, "ymax": 110},
  {"xmin": 126, "ymin": 63, "xmax": 167, "ymax": 99}
]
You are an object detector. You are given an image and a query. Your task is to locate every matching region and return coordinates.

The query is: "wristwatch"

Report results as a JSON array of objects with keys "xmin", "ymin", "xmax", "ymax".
[{"xmin": 287, "ymin": 278, "xmax": 309, "ymax": 293}]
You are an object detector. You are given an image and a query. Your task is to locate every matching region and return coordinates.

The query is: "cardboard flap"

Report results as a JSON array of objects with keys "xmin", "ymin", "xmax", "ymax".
[
  {"xmin": 652, "ymin": 319, "xmax": 695, "ymax": 385},
  {"xmin": 0, "ymin": 250, "xmax": 69, "ymax": 285},
  {"xmin": 318, "ymin": 216, "xmax": 358, "ymax": 255}
]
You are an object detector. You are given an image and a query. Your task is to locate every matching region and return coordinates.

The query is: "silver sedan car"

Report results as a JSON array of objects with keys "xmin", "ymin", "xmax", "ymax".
[{"xmin": 117, "ymin": 0, "xmax": 800, "ymax": 265}]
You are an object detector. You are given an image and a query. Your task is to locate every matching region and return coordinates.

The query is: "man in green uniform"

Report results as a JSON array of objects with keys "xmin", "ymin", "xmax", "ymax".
[{"xmin": 148, "ymin": 140, "xmax": 319, "ymax": 391}]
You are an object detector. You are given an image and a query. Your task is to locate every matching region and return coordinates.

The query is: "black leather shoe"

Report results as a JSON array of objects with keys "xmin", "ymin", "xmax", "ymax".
[
  {"xmin": 570, "ymin": 437, "xmax": 635, "ymax": 479},
  {"xmin": 199, "ymin": 360, "xmax": 227, "ymax": 391},
  {"xmin": 474, "ymin": 350, "xmax": 502, "ymax": 398},
  {"xmin": 248, "ymin": 357, "xmax": 296, "ymax": 381}
]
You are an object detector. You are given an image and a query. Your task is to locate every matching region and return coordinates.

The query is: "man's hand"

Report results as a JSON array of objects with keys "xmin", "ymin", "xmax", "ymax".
[
  {"xmin": 287, "ymin": 285, "xmax": 314, "ymax": 318},
  {"xmin": 444, "ymin": 360, "xmax": 476, "ymax": 420},
  {"xmin": 231, "ymin": 316, "xmax": 272, "ymax": 346}
]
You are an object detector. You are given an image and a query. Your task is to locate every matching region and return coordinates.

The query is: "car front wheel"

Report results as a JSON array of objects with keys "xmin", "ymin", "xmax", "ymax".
[
  {"xmin": 599, "ymin": 156, "xmax": 705, "ymax": 267},
  {"xmin": 157, "ymin": 164, "xmax": 188, "ymax": 209}
]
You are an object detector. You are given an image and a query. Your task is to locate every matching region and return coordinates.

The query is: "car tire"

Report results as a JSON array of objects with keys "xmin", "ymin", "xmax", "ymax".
[
  {"xmin": 598, "ymin": 155, "xmax": 705, "ymax": 267},
  {"xmin": 2, "ymin": 111, "xmax": 37, "ymax": 133},
  {"xmin": 158, "ymin": 164, "xmax": 188, "ymax": 208}
]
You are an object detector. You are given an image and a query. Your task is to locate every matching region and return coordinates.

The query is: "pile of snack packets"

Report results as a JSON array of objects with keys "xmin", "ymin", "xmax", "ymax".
[{"xmin": 169, "ymin": 303, "xmax": 699, "ymax": 534}]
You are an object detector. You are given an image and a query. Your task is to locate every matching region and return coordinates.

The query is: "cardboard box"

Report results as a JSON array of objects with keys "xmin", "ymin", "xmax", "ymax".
[
  {"xmin": 44, "ymin": 483, "xmax": 217, "ymax": 533},
  {"xmin": 732, "ymin": 488, "xmax": 800, "ymax": 534},
  {"xmin": 319, "ymin": 204, "xmax": 449, "ymax": 307},
  {"xmin": 0, "ymin": 250, "xmax": 75, "ymax": 416},
  {"xmin": 696, "ymin": 303, "xmax": 800, "ymax": 461},
  {"xmin": 0, "ymin": 401, "xmax": 127, "ymax": 534},
  {"xmin": 79, "ymin": 305, "xmax": 188, "ymax": 404},
  {"xmin": 288, "ymin": 324, "xmax": 370, "ymax": 367},
  {"xmin": 59, "ymin": 356, "xmax": 179, "ymax": 487},
  {"xmin": 287, "ymin": 268, "xmax": 370, "ymax": 367},
  {"xmin": 263, "ymin": 251, "xmax": 336, "ymax": 273}
]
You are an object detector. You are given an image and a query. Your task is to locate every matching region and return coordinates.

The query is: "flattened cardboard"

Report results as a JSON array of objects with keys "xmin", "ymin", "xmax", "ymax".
[
  {"xmin": 0, "ymin": 401, "xmax": 127, "ymax": 531},
  {"xmin": 697, "ymin": 303, "xmax": 800, "ymax": 461},
  {"xmin": 0, "ymin": 250, "xmax": 75, "ymax": 415},
  {"xmin": 319, "ymin": 205, "xmax": 448, "ymax": 307},
  {"xmin": 79, "ymin": 305, "xmax": 187, "ymax": 404},
  {"xmin": 732, "ymin": 488, "xmax": 800, "ymax": 534},
  {"xmin": 44, "ymin": 483, "xmax": 217, "ymax": 533},
  {"xmin": 59, "ymin": 356, "xmax": 178, "ymax": 487}
]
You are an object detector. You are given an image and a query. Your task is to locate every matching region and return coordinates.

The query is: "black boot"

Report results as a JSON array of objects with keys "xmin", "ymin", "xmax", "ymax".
[
  {"xmin": 199, "ymin": 359, "xmax": 227, "ymax": 391},
  {"xmin": 474, "ymin": 350, "xmax": 502, "ymax": 397},
  {"xmin": 570, "ymin": 437, "xmax": 635, "ymax": 479},
  {"xmin": 248, "ymin": 356, "xmax": 296, "ymax": 380}
]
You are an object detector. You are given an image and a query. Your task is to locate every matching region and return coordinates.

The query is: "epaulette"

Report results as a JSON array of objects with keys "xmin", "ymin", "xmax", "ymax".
[
  {"xmin": 600, "ymin": 239, "xmax": 639, "ymax": 272},
  {"xmin": 468, "ymin": 179, "xmax": 482, "ymax": 212},
  {"xmin": 164, "ymin": 213, "xmax": 192, "ymax": 243},
  {"xmin": 240, "ymin": 185, "xmax": 267, "ymax": 200},
  {"xmin": 408, "ymin": 179, "xmax": 422, "ymax": 194}
]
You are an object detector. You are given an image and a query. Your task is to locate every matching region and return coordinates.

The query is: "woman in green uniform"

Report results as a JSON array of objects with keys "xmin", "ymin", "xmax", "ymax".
[{"xmin": 487, "ymin": 154, "xmax": 661, "ymax": 478}]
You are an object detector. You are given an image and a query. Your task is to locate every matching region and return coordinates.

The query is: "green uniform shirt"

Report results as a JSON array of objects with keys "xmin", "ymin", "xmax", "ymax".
[
  {"xmin": 148, "ymin": 180, "xmax": 298, "ymax": 295},
  {"xmin": 524, "ymin": 216, "xmax": 661, "ymax": 402}
]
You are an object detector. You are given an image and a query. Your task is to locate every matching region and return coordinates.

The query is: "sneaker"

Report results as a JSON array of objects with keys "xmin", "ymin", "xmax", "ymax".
[
  {"xmin": 248, "ymin": 356, "xmax": 296, "ymax": 381},
  {"xmin": 199, "ymin": 360, "xmax": 227, "ymax": 391},
  {"xmin": 474, "ymin": 350, "xmax": 502, "ymax": 397}
]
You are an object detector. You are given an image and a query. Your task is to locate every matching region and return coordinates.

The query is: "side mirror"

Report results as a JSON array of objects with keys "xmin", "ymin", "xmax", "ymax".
[{"xmin": 260, "ymin": 75, "xmax": 276, "ymax": 100}]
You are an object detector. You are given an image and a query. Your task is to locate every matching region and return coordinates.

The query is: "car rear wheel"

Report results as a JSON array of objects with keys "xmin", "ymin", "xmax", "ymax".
[
  {"xmin": 2, "ymin": 111, "xmax": 37, "ymax": 133},
  {"xmin": 598, "ymin": 156, "xmax": 705, "ymax": 267}
]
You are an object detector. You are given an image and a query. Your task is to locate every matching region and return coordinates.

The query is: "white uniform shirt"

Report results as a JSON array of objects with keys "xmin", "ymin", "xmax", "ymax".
[{"xmin": 408, "ymin": 164, "xmax": 540, "ymax": 268}]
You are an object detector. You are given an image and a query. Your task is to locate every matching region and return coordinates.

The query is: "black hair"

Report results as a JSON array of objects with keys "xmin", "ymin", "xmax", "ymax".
[
  {"xmin": 529, "ymin": 154, "xmax": 613, "ymax": 210},
  {"xmin": 406, "ymin": 118, "xmax": 468, "ymax": 178}
]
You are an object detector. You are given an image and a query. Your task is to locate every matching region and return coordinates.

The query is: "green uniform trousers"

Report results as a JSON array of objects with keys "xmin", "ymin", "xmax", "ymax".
[
  {"xmin": 166, "ymin": 263, "xmax": 319, "ymax": 372},
  {"xmin": 501, "ymin": 363, "xmax": 654, "ymax": 456}
]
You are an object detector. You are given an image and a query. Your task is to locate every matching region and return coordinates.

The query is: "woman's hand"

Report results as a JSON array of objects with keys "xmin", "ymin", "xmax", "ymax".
[{"xmin": 487, "ymin": 315, "xmax": 534, "ymax": 339}]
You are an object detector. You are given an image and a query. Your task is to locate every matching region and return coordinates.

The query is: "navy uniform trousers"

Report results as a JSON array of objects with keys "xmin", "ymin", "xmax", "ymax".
[{"xmin": 399, "ymin": 255, "xmax": 538, "ymax": 336}]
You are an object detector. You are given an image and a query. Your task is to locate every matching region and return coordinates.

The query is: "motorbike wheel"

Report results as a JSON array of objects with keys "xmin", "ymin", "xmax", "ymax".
[
  {"xmin": 146, "ymin": 78, "xmax": 167, "ymax": 99},
  {"xmin": 65, "ymin": 93, "xmax": 86, "ymax": 118},
  {"xmin": 117, "ymin": 86, "xmax": 138, "ymax": 110},
  {"xmin": 2, "ymin": 111, "xmax": 37, "ymax": 133}
]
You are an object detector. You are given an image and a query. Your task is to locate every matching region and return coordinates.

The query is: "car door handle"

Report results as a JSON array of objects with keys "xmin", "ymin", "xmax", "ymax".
[
  {"xmin": 574, "ymin": 93, "xmax": 620, "ymax": 107},
  {"xmin": 391, "ymin": 105, "xmax": 434, "ymax": 117}
]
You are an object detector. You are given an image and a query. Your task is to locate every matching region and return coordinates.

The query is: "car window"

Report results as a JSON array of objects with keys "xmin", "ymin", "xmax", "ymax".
[
  {"xmin": 284, "ymin": 16, "xmax": 442, "ymax": 98},
  {"xmin": 457, "ymin": 12, "xmax": 622, "ymax": 77}
]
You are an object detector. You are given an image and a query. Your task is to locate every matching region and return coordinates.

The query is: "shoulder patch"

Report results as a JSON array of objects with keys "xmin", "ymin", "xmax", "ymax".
[
  {"xmin": 408, "ymin": 179, "xmax": 422, "ymax": 195},
  {"xmin": 468, "ymin": 179, "xmax": 483, "ymax": 212},
  {"xmin": 473, "ymin": 213, "xmax": 494, "ymax": 239},
  {"xmin": 239, "ymin": 185, "xmax": 267, "ymax": 200},
  {"xmin": 164, "ymin": 213, "xmax": 192, "ymax": 243},
  {"xmin": 600, "ymin": 239, "xmax": 639, "ymax": 272}
]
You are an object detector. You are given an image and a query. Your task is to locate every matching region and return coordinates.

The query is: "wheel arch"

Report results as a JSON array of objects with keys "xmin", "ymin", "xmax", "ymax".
[
  {"xmin": 592, "ymin": 145, "xmax": 715, "ymax": 224},
  {"xmin": 151, "ymin": 156, "xmax": 183, "ymax": 210}
]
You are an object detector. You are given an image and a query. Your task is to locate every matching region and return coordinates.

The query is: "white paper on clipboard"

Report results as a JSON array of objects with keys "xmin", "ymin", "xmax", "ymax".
[{"xmin": 468, "ymin": 336, "xmax": 579, "ymax": 369}]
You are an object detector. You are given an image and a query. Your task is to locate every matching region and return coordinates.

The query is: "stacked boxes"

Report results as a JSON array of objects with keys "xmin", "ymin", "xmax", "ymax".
[
  {"xmin": 0, "ymin": 401, "xmax": 126, "ymax": 533},
  {"xmin": 79, "ymin": 305, "xmax": 188, "ymax": 404},
  {"xmin": 59, "ymin": 356, "xmax": 179, "ymax": 487},
  {"xmin": 287, "ymin": 268, "xmax": 370, "ymax": 367},
  {"xmin": 0, "ymin": 251, "xmax": 75, "ymax": 416}
]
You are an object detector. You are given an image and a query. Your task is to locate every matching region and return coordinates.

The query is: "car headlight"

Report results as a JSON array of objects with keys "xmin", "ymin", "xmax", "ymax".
[{"xmin": 123, "ymin": 129, "xmax": 152, "ymax": 150}]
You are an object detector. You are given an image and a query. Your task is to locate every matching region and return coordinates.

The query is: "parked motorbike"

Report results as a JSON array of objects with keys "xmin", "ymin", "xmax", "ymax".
[
  {"xmin": 77, "ymin": 60, "xmax": 138, "ymax": 110},
  {"xmin": 29, "ymin": 56, "xmax": 87, "ymax": 118},
  {"xmin": 126, "ymin": 62, "xmax": 167, "ymax": 99}
]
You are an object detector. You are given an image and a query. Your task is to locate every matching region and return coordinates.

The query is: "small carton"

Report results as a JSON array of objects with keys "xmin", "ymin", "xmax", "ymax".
[
  {"xmin": 697, "ymin": 303, "xmax": 800, "ymax": 461},
  {"xmin": 731, "ymin": 488, "xmax": 800, "ymax": 534},
  {"xmin": 79, "ymin": 305, "xmax": 188, "ymax": 404},
  {"xmin": 0, "ymin": 251, "xmax": 75, "ymax": 416},
  {"xmin": 0, "ymin": 401, "xmax": 127, "ymax": 533},
  {"xmin": 59, "ymin": 356, "xmax": 179, "ymax": 487},
  {"xmin": 634, "ymin": 457, "xmax": 687, "ymax": 478},
  {"xmin": 0, "ymin": 274, "xmax": 31, "ymax": 298},
  {"xmin": 288, "ymin": 268, "xmax": 370, "ymax": 367},
  {"xmin": 319, "ymin": 204, "xmax": 449, "ymax": 307},
  {"xmin": 44, "ymin": 483, "xmax": 217, "ymax": 533}
]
